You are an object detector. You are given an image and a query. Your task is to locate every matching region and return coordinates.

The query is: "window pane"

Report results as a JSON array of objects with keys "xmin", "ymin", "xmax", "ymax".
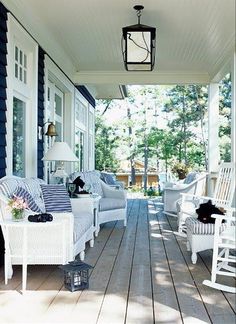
[
  {"xmin": 24, "ymin": 70, "xmax": 27, "ymax": 84},
  {"xmin": 13, "ymin": 97, "xmax": 25, "ymax": 177},
  {"xmin": 55, "ymin": 93, "xmax": 62, "ymax": 116},
  {"xmin": 80, "ymin": 132, "xmax": 84, "ymax": 171},
  {"xmin": 75, "ymin": 130, "xmax": 84, "ymax": 171},
  {"xmin": 19, "ymin": 67, "xmax": 23, "ymax": 81},
  {"xmin": 47, "ymin": 87, "xmax": 50, "ymax": 101},
  {"xmin": 15, "ymin": 46, "xmax": 18, "ymax": 61},
  {"xmin": 55, "ymin": 121, "xmax": 62, "ymax": 141},
  {"xmin": 19, "ymin": 50, "xmax": 23, "ymax": 65},
  {"xmin": 15, "ymin": 64, "xmax": 18, "ymax": 78},
  {"xmin": 24, "ymin": 54, "xmax": 27, "ymax": 68}
]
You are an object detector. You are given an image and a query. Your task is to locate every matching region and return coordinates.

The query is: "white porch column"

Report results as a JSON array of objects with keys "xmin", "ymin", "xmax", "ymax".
[
  {"xmin": 208, "ymin": 83, "xmax": 220, "ymax": 195},
  {"xmin": 231, "ymin": 51, "xmax": 236, "ymax": 164}
]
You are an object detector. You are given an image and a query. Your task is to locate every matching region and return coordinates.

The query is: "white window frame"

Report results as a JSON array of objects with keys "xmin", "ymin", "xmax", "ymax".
[
  {"xmin": 74, "ymin": 90, "xmax": 90, "ymax": 171},
  {"xmin": 88, "ymin": 105, "xmax": 95, "ymax": 169},
  {"xmin": 46, "ymin": 81, "xmax": 64, "ymax": 142},
  {"xmin": 6, "ymin": 14, "xmax": 38, "ymax": 177},
  {"xmin": 44, "ymin": 56, "xmax": 74, "ymax": 181}
]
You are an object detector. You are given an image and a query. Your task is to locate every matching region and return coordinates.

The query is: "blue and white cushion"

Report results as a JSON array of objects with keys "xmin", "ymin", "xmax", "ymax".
[
  {"xmin": 70, "ymin": 170, "xmax": 104, "ymax": 197},
  {"xmin": 40, "ymin": 184, "xmax": 72, "ymax": 213},
  {"xmin": 24, "ymin": 178, "xmax": 46, "ymax": 212},
  {"xmin": 185, "ymin": 217, "xmax": 228, "ymax": 235},
  {"xmin": 13, "ymin": 187, "xmax": 42, "ymax": 213}
]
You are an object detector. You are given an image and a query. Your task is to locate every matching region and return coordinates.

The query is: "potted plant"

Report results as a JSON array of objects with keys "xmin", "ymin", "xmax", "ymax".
[
  {"xmin": 7, "ymin": 196, "xmax": 28, "ymax": 221},
  {"xmin": 172, "ymin": 162, "xmax": 189, "ymax": 180}
]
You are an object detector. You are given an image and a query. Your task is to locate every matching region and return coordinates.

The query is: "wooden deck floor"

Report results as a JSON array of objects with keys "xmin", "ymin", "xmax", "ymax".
[{"xmin": 0, "ymin": 198, "xmax": 235, "ymax": 324}]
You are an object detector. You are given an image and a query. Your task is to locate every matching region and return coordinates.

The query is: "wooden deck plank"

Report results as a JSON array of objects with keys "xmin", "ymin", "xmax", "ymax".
[
  {"xmin": 199, "ymin": 249, "xmax": 236, "ymax": 313},
  {"xmin": 96, "ymin": 199, "xmax": 139, "ymax": 324},
  {"xmin": 147, "ymin": 198, "xmax": 183, "ymax": 324},
  {"xmin": 152, "ymin": 199, "xmax": 211, "ymax": 324},
  {"xmin": 166, "ymin": 210, "xmax": 236, "ymax": 324},
  {"xmin": 126, "ymin": 199, "xmax": 154, "ymax": 324},
  {"xmin": 41, "ymin": 220, "xmax": 119, "ymax": 323},
  {"xmin": 0, "ymin": 265, "xmax": 59, "ymax": 323},
  {"xmin": 70, "ymin": 223, "xmax": 125, "ymax": 323},
  {"xmin": 0, "ymin": 198, "xmax": 235, "ymax": 324}
]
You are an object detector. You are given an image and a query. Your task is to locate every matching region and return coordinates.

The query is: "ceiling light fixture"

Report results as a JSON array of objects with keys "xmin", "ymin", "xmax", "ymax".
[{"xmin": 122, "ymin": 5, "xmax": 156, "ymax": 71}]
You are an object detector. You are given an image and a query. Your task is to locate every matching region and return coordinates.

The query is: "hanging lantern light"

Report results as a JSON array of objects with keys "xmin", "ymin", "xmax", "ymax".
[{"xmin": 122, "ymin": 5, "xmax": 156, "ymax": 71}]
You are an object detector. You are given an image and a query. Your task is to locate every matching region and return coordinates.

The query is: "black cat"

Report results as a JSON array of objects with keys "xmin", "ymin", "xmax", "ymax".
[
  {"xmin": 196, "ymin": 200, "xmax": 224, "ymax": 224},
  {"xmin": 73, "ymin": 176, "xmax": 85, "ymax": 193}
]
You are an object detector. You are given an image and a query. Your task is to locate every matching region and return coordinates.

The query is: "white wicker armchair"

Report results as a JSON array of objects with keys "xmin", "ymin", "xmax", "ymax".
[
  {"xmin": 163, "ymin": 172, "xmax": 207, "ymax": 216},
  {"xmin": 69, "ymin": 170, "xmax": 127, "ymax": 236}
]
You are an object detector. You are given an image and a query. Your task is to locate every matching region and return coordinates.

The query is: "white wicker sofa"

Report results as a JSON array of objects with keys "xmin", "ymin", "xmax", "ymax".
[
  {"xmin": 0, "ymin": 176, "xmax": 95, "ymax": 289},
  {"xmin": 69, "ymin": 170, "xmax": 127, "ymax": 235}
]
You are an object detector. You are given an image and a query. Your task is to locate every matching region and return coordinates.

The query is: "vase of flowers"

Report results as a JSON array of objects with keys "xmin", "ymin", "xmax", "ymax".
[{"xmin": 8, "ymin": 196, "xmax": 28, "ymax": 221}]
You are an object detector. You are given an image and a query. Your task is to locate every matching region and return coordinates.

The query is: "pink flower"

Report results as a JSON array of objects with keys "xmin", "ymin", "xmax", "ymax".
[{"xmin": 7, "ymin": 196, "xmax": 28, "ymax": 211}]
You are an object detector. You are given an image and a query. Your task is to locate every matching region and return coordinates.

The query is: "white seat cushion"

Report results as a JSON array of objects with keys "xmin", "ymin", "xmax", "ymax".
[
  {"xmin": 99, "ymin": 198, "xmax": 126, "ymax": 212},
  {"xmin": 73, "ymin": 213, "xmax": 93, "ymax": 242}
]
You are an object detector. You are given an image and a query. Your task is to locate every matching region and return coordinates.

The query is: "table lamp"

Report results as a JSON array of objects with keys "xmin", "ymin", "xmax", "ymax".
[{"xmin": 42, "ymin": 141, "xmax": 79, "ymax": 183}]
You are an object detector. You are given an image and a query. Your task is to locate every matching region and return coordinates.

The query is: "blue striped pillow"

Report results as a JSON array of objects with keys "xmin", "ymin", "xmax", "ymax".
[
  {"xmin": 13, "ymin": 187, "xmax": 42, "ymax": 213},
  {"xmin": 40, "ymin": 184, "xmax": 72, "ymax": 212}
]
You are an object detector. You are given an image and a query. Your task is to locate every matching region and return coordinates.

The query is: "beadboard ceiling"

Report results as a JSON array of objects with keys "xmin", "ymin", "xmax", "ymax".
[{"xmin": 3, "ymin": 0, "xmax": 235, "ymax": 98}]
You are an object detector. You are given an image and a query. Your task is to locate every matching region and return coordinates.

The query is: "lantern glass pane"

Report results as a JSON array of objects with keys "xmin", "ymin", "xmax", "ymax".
[
  {"xmin": 127, "ymin": 31, "xmax": 151, "ymax": 63},
  {"xmin": 74, "ymin": 272, "xmax": 82, "ymax": 286}
]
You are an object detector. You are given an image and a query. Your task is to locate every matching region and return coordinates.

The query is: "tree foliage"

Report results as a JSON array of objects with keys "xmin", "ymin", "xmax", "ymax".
[
  {"xmin": 95, "ymin": 116, "xmax": 119, "ymax": 171},
  {"xmin": 95, "ymin": 75, "xmax": 231, "ymax": 180},
  {"xmin": 219, "ymin": 73, "xmax": 231, "ymax": 162}
]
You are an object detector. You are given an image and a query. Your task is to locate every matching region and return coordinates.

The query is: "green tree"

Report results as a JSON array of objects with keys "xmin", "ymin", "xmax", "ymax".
[
  {"xmin": 95, "ymin": 116, "xmax": 119, "ymax": 172},
  {"xmin": 219, "ymin": 73, "xmax": 231, "ymax": 162},
  {"xmin": 164, "ymin": 84, "xmax": 208, "ymax": 169},
  {"xmin": 147, "ymin": 128, "xmax": 176, "ymax": 175}
]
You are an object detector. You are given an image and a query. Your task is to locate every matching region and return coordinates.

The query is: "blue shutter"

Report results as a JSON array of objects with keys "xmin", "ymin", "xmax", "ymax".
[
  {"xmin": 0, "ymin": 0, "xmax": 8, "ymax": 267},
  {"xmin": 0, "ymin": 2, "xmax": 8, "ymax": 179},
  {"xmin": 37, "ymin": 47, "xmax": 45, "ymax": 179}
]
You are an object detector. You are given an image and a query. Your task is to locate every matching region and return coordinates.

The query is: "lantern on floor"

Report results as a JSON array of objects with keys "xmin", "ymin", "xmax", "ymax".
[{"xmin": 59, "ymin": 260, "xmax": 93, "ymax": 292}]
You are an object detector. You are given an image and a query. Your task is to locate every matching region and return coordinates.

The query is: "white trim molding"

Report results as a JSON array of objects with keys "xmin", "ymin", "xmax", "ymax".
[
  {"xmin": 73, "ymin": 71, "xmax": 211, "ymax": 86},
  {"xmin": 6, "ymin": 14, "xmax": 38, "ymax": 177},
  {"xmin": 44, "ymin": 55, "xmax": 75, "ymax": 179}
]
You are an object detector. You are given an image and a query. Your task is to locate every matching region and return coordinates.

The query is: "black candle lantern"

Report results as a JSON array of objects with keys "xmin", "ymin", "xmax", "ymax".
[
  {"xmin": 59, "ymin": 260, "xmax": 93, "ymax": 292},
  {"xmin": 122, "ymin": 5, "xmax": 156, "ymax": 71}
]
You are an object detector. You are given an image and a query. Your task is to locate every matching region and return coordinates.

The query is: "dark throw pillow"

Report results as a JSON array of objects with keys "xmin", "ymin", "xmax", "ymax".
[{"xmin": 40, "ymin": 184, "xmax": 72, "ymax": 213}]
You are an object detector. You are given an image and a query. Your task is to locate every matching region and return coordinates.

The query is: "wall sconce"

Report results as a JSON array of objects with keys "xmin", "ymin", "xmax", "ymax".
[
  {"xmin": 122, "ymin": 5, "xmax": 156, "ymax": 71},
  {"xmin": 38, "ymin": 121, "xmax": 58, "ymax": 140}
]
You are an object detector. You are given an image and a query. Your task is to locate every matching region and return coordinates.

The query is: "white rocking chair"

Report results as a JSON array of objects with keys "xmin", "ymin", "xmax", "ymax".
[
  {"xmin": 179, "ymin": 162, "xmax": 235, "ymax": 263},
  {"xmin": 203, "ymin": 208, "xmax": 236, "ymax": 293}
]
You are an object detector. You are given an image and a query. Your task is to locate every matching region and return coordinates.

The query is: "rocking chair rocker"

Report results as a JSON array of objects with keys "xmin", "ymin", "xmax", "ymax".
[{"xmin": 203, "ymin": 208, "xmax": 236, "ymax": 293}]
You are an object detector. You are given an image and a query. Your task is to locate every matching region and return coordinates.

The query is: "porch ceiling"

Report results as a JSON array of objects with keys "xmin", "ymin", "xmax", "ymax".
[{"xmin": 3, "ymin": 0, "xmax": 235, "ymax": 99}]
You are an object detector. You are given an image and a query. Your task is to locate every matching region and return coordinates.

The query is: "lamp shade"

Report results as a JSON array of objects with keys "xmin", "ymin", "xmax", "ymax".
[{"xmin": 42, "ymin": 142, "xmax": 79, "ymax": 162}]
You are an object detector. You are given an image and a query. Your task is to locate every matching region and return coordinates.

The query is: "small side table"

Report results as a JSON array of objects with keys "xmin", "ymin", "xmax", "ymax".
[
  {"xmin": 70, "ymin": 195, "xmax": 101, "ymax": 236},
  {"xmin": 0, "ymin": 218, "xmax": 67, "ymax": 293}
]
